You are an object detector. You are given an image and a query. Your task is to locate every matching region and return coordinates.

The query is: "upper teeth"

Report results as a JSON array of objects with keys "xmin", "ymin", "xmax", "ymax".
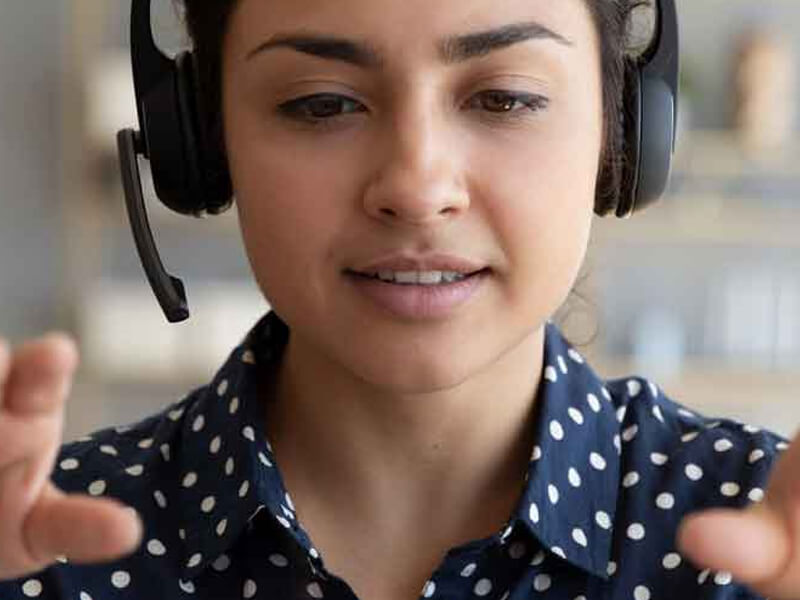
[{"xmin": 373, "ymin": 270, "xmax": 467, "ymax": 284}]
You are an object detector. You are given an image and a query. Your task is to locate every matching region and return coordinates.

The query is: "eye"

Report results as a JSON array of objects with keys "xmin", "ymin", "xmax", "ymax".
[
  {"xmin": 275, "ymin": 89, "xmax": 549, "ymax": 129},
  {"xmin": 277, "ymin": 93, "xmax": 366, "ymax": 125},
  {"xmin": 465, "ymin": 90, "xmax": 549, "ymax": 116}
]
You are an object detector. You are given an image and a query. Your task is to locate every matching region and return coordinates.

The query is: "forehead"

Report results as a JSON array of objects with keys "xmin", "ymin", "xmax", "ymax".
[{"xmin": 224, "ymin": 0, "xmax": 598, "ymax": 67}]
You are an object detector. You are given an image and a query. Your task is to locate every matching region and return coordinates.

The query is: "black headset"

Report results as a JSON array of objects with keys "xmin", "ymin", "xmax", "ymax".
[{"xmin": 117, "ymin": 0, "xmax": 679, "ymax": 323}]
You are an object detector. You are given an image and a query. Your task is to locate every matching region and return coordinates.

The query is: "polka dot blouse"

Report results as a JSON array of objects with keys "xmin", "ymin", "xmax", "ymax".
[{"xmin": 0, "ymin": 310, "xmax": 789, "ymax": 599}]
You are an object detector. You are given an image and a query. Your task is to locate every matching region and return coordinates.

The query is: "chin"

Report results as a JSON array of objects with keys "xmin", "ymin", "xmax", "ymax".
[{"xmin": 345, "ymin": 347, "xmax": 487, "ymax": 395}]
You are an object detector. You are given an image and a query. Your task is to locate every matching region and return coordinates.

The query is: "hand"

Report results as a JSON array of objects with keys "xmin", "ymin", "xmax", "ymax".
[
  {"xmin": 0, "ymin": 332, "xmax": 143, "ymax": 581},
  {"xmin": 676, "ymin": 428, "xmax": 800, "ymax": 599}
]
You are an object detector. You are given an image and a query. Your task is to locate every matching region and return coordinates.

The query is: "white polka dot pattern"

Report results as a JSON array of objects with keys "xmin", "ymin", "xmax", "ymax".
[
  {"xmin": 662, "ymin": 552, "xmax": 681, "ymax": 569},
  {"xmin": 0, "ymin": 313, "xmax": 786, "ymax": 600}
]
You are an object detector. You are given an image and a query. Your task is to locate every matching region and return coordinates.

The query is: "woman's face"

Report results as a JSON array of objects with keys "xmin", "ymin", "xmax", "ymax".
[{"xmin": 222, "ymin": 0, "xmax": 603, "ymax": 392}]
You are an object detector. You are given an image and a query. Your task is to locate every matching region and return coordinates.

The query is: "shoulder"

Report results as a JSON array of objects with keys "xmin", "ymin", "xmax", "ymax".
[
  {"xmin": 52, "ymin": 386, "xmax": 205, "ymax": 497},
  {"xmin": 604, "ymin": 374, "xmax": 789, "ymax": 493}
]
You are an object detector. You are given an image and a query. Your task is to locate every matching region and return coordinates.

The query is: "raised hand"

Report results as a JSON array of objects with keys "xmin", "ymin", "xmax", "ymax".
[
  {"xmin": 0, "ymin": 332, "xmax": 143, "ymax": 581},
  {"xmin": 677, "ymin": 428, "xmax": 800, "ymax": 599}
]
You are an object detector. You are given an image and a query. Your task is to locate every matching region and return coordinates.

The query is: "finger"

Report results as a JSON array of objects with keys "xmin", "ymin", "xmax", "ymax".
[
  {"xmin": 22, "ymin": 483, "xmax": 144, "ymax": 568},
  {"xmin": 677, "ymin": 502, "xmax": 791, "ymax": 585},
  {"xmin": 0, "ymin": 334, "xmax": 72, "ymax": 495},
  {"xmin": 0, "ymin": 460, "xmax": 58, "ymax": 579},
  {"xmin": 0, "ymin": 409, "xmax": 62, "ymax": 470},
  {"xmin": 2, "ymin": 332, "xmax": 79, "ymax": 416},
  {"xmin": 756, "ymin": 428, "xmax": 800, "ymax": 511}
]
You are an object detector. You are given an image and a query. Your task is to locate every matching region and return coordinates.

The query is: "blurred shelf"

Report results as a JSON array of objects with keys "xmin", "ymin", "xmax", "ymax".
[
  {"xmin": 584, "ymin": 353, "xmax": 800, "ymax": 437},
  {"xmin": 588, "ymin": 353, "xmax": 800, "ymax": 401},
  {"xmin": 64, "ymin": 376, "xmax": 195, "ymax": 442},
  {"xmin": 73, "ymin": 278, "xmax": 271, "ymax": 385},
  {"xmin": 592, "ymin": 194, "xmax": 800, "ymax": 248},
  {"xmin": 673, "ymin": 129, "xmax": 800, "ymax": 178}
]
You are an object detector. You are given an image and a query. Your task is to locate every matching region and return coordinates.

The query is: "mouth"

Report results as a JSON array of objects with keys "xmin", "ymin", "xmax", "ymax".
[
  {"xmin": 344, "ymin": 267, "xmax": 492, "ymax": 285},
  {"xmin": 343, "ymin": 267, "xmax": 491, "ymax": 319}
]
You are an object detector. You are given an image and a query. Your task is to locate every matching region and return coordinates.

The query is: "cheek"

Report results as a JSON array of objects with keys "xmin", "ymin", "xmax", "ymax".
[
  {"xmin": 503, "ymin": 199, "xmax": 592, "ymax": 309},
  {"xmin": 230, "ymin": 156, "xmax": 325, "ymax": 307},
  {"xmin": 468, "ymin": 118, "xmax": 596, "ymax": 298},
  {"xmin": 227, "ymin": 119, "xmax": 360, "ymax": 284}
]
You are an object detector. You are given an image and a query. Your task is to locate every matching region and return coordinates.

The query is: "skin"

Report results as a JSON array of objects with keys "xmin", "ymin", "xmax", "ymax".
[{"xmin": 220, "ymin": 0, "xmax": 601, "ymax": 595}]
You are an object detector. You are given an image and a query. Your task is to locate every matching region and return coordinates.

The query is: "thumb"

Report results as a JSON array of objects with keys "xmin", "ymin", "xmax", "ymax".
[
  {"xmin": 676, "ymin": 502, "xmax": 791, "ymax": 585},
  {"xmin": 23, "ymin": 483, "xmax": 144, "ymax": 566}
]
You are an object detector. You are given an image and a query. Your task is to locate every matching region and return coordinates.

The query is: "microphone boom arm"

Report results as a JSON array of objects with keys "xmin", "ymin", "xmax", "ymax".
[{"xmin": 117, "ymin": 128, "xmax": 190, "ymax": 323}]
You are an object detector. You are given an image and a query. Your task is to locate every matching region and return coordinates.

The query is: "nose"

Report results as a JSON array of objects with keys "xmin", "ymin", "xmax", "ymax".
[{"xmin": 362, "ymin": 102, "xmax": 470, "ymax": 226}]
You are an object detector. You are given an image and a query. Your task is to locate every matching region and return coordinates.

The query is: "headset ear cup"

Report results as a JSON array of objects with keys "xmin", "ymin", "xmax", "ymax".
[
  {"xmin": 179, "ymin": 52, "xmax": 233, "ymax": 214},
  {"xmin": 174, "ymin": 52, "xmax": 206, "ymax": 214},
  {"xmin": 616, "ymin": 59, "xmax": 643, "ymax": 218},
  {"xmin": 187, "ymin": 51, "xmax": 233, "ymax": 211},
  {"xmin": 632, "ymin": 61, "xmax": 677, "ymax": 214},
  {"xmin": 141, "ymin": 62, "xmax": 198, "ymax": 215}
]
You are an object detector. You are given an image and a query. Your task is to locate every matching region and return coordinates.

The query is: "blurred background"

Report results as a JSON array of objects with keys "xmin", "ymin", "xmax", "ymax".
[{"xmin": 0, "ymin": 0, "xmax": 799, "ymax": 441}]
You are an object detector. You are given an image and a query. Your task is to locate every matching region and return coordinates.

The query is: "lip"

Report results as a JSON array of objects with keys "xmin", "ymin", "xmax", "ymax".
[
  {"xmin": 345, "ymin": 268, "xmax": 490, "ymax": 320},
  {"xmin": 349, "ymin": 253, "xmax": 489, "ymax": 275}
]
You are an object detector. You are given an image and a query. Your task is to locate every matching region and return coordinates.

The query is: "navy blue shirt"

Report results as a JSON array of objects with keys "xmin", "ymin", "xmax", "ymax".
[{"xmin": 0, "ymin": 310, "xmax": 790, "ymax": 599}]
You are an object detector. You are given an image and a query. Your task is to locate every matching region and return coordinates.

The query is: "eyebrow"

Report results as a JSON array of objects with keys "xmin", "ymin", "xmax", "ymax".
[{"xmin": 245, "ymin": 21, "xmax": 574, "ymax": 68}]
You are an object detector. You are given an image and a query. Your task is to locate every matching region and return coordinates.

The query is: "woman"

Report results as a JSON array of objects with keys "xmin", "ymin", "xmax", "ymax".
[{"xmin": 0, "ymin": 0, "xmax": 798, "ymax": 598}]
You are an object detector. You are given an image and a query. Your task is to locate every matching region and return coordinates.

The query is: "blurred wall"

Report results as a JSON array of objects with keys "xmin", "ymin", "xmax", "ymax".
[{"xmin": 0, "ymin": 3, "xmax": 66, "ymax": 341}]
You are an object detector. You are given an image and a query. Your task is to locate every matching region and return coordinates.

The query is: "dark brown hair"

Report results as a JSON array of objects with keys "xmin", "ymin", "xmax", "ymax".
[{"xmin": 176, "ymin": 0, "xmax": 651, "ymax": 215}]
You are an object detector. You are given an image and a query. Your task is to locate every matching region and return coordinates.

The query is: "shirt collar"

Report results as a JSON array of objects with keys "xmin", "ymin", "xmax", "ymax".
[
  {"xmin": 506, "ymin": 320, "xmax": 621, "ymax": 580},
  {"xmin": 175, "ymin": 310, "xmax": 297, "ymax": 582},
  {"xmin": 175, "ymin": 311, "xmax": 619, "ymax": 582}
]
